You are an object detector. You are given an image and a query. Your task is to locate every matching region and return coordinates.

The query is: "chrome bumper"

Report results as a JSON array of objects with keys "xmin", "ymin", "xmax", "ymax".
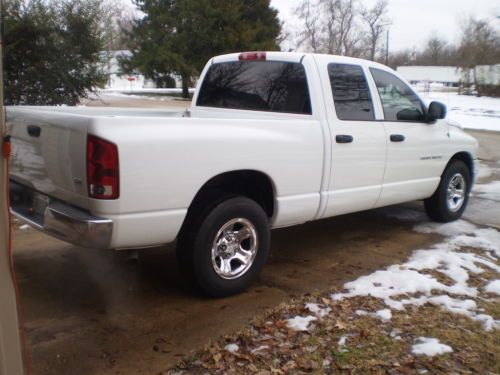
[{"xmin": 10, "ymin": 182, "xmax": 113, "ymax": 249}]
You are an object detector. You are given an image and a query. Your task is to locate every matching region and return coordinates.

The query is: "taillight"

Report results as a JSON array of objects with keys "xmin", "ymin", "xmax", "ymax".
[
  {"xmin": 238, "ymin": 52, "xmax": 267, "ymax": 61},
  {"xmin": 86, "ymin": 135, "xmax": 119, "ymax": 199}
]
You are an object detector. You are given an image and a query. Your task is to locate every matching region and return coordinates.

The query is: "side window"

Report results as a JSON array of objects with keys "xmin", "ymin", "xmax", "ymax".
[
  {"xmin": 328, "ymin": 63, "xmax": 375, "ymax": 121},
  {"xmin": 370, "ymin": 68, "xmax": 425, "ymax": 122}
]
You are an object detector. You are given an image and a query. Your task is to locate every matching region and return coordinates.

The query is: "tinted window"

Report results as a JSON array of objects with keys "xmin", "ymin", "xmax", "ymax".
[
  {"xmin": 370, "ymin": 68, "xmax": 425, "ymax": 122},
  {"xmin": 328, "ymin": 63, "xmax": 375, "ymax": 121},
  {"xmin": 197, "ymin": 61, "xmax": 311, "ymax": 114}
]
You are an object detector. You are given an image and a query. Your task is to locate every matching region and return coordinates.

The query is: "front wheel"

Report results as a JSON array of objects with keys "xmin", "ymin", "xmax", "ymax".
[
  {"xmin": 178, "ymin": 196, "xmax": 270, "ymax": 297},
  {"xmin": 424, "ymin": 160, "xmax": 471, "ymax": 222}
]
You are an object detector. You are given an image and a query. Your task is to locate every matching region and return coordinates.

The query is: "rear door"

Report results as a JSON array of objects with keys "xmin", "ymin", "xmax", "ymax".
[
  {"xmin": 368, "ymin": 68, "xmax": 448, "ymax": 207},
  {"xmin": 316, "ymin": 57, "xmax": 387, "ymax": 217}
]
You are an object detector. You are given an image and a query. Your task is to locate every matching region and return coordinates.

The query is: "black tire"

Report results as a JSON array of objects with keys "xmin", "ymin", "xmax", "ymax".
[
  {"xmin": 424, "ymin": 160, "xmax": 471, "ymax": 222},
  {"xmin": 177, "ymin": 196, "xmax": 270, "ymax": 297}
]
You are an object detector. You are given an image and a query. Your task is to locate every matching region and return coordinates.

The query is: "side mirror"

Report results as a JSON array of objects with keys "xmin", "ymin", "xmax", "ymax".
[
  {"xmin": 396, "ymin": 108, "xmax": 424, "ymax": 121},
  {"xmin": 426, "ymin": 101, "xmax": 446, "ymax": 123}
]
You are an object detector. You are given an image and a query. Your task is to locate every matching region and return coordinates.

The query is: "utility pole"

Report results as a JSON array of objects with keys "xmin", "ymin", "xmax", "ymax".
[
  {"xmin": 0, "ymin": 0, "xmax": 26, "ymax": 372},
  {"xmin": 385, "ymin": 29, "xmax": 389, "ymax": 66}
]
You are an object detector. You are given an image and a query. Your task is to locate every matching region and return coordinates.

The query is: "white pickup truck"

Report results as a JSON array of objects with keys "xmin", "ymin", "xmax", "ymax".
[{"xmin": 8, "ymin": 52, "xmax": 478, "ymax": 296}]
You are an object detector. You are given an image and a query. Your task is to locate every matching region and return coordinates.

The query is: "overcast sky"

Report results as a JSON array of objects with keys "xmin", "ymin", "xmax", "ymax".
[{"xmin": 271, "ymin": 0, "xmax": 500, "ymax": 52}]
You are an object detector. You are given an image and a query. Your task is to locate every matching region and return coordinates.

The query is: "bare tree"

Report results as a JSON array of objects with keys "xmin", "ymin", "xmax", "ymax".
[
  {"xmin": 455, "ymin": 16, "xmax": 500, "ymax": 91},
  {"xmin": 456, "ymin": 17, "xmax": 499, "ymax": 69},
  {"xmin": 337, "ymin": 0, "xmax": 357, "ymax": 55},
  {"xmin": 296, "ymin": 0, "xmax": 323, "ymax": 52},
  {"xmin": 296, "ymin": 0, "xmax": 364, "ymax": 57},
  {"xmin": 424, "ymin": 34, "xmax": 447, "ymax": 64},
  {"xmin": 416, "ymin": 32, "xmax": 457, "ymax": 66},
  {"xmin": 101, "ymin": 0, "xmax": 136, "ymax": 52},
  {"xmin": 277, "ymin": 20, "xmax": 293, "ymax": 51},
  {"xmin": 321, "ymin": 0, "xmax": 338, "ymax": 53},
  {"xmin": 388, "ymin": 48, "xmax": 416, "ymax": 69},
  {"xmin": 321, "ymin": 0, "xmax": 359, "ymax": 55},
  {"xmin": 343, "ymin": 27, "xmax": 365, "ymax": 57},
  {"xmin": 360, "ymin": 0, "xmax": 390, "ymax": 61}
]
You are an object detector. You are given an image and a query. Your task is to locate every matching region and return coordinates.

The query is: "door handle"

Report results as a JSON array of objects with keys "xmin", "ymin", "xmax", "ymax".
[
  {"xmin": 27, "ymin": 125, "xmax": 41, "ymax": 138},
  {"xmin": 390, "ymin": 134, "xmax": 405, "ymax": 142},
  {"xmin": 335, "ymin": 135, "xmax": 353, "ymax": 143}
]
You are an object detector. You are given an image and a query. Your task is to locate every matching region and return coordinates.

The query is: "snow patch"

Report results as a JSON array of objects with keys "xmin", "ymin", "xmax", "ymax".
[
  {"xmin": 451, "ymin": 229, "xmax": 500, "ymax": 258},
  {"xmin": 485, "ymin": 280, "xmax": 500, "ymax": 295},
  {"xmin": 422, "ymin": 91, "xmax": 500, "ymax": 132},
  {"xmin": 473, "ymin": 181, "xmax": 500, "ymax": 202},
  {"xmin": 376, "ymin": 309, "xmax": 392, "ymax": 321},
  {"xmin": 414, "ymin": 219, "xmax": 477, "ymax": 237},
  {"xmin": 305, "ymin": 303, "xmax": 331, "ymax": 318},
  {"xmin": 224, "ymin": 343, "xmax": 239, "ymax": 353},
  {"xmin": 333, "ymin": 220, "xmax": 500, "ymax": 330},
  {"xmin": 337, "ymin": 335, "xmax": 347, "ymax": 346},
  {"xmin": 286, "ymin": 315, "xmax": 317, "ymax": 331},
  {"xmin": 390, "ymin": 328, "xmax": 402, "ymax": 340},
  {"xmin": 355, "ymin": 309, "xmax": 392, "ymax": 321},
  {"xmin": 411, "ymin": 337, "xmax": 453, "ymax": 357},
  {"xmin": 477, "ymin": 162, "xmax": 493, "ymax": 179}
]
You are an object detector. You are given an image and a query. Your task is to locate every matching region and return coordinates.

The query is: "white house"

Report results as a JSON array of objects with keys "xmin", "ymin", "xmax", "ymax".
[
  {"xmin": 396, "ymin": 66, "xmax": 463, "ymax": 86},
  {"xmin": 101, "ymin": 50, "xmax": 148, "ymax": 90}
]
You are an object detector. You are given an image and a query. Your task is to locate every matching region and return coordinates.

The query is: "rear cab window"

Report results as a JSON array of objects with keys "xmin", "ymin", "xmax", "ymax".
[
  {"xmin": 328, "ymin": 63, "xmax": 375, "ymax": 121},
  {"xmin": 196, "ymin": 61, "xmax": 312, "ymax": 115}
]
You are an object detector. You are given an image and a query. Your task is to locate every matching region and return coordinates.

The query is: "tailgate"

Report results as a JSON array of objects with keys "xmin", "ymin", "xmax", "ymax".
[{"xmin": 7, "ymin": 107, "xmax": 90, "ymax": 210}]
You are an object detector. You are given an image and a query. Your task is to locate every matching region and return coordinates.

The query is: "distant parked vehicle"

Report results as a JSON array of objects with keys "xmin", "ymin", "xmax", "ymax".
[{"xmin": 8, "ymin": 52, "xmax": 478, "ymax": 296}]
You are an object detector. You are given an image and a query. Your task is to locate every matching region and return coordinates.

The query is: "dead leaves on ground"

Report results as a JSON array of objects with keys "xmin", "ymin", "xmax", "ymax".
[{"xmin": 168, "ymin": 252, "xmax": 500, "ymax": 375}]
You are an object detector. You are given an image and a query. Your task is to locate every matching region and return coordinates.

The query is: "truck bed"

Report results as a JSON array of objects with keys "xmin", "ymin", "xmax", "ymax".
[{"xmin": 8, "ymin": 106, "xmax": 187, "ymax": 119}]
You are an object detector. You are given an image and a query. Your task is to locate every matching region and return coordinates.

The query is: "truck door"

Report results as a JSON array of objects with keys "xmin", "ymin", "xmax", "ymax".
[
  {"xmin": 316, "ymin": 57, "xmax": 387, "ymax": 218},
  {"xmin": 367, "ymin": 67, "xmax": 449, "ymax": 207}
]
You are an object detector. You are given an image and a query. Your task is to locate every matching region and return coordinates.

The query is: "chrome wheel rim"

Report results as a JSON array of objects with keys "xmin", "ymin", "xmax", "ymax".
[
  {"xmin": 211, "ymin": 218, "xmax": 258, "ymax": 280},
  {"xmin": 447, "ymin": 173, "xmax": 466, "ymax": 212}
]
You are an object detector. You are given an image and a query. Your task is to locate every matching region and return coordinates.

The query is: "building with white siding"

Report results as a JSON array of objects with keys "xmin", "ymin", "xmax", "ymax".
[{"xmin": 396, "ymin": 66, "xmax": 463, "ymax": 86}]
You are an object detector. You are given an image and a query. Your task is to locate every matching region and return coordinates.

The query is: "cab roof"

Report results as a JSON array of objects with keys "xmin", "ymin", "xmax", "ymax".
[{"xmin": 211, "ymin": 51, "xmax": 389, "ymax": 71}]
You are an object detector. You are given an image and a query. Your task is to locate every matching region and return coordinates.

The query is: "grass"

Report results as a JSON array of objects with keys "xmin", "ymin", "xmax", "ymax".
[{"xmin": 165, "ymin": 242, "xmax": 500, "ymax": 375}]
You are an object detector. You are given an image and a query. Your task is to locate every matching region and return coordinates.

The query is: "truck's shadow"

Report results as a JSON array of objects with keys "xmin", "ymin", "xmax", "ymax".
[{"xmin": 14, "ymin": 202, "xmax": 429, "ymax": 313}]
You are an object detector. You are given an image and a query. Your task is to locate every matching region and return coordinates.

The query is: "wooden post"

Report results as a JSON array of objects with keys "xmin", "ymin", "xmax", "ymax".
[{"xmin": 0, "ymin": 0, "xmax": 26, "ymax": 372}]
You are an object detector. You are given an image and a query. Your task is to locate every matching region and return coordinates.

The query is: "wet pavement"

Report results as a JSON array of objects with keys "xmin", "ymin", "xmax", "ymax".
[{"xmin": 11, "ymin": 109, "xmax": 500, "ymax": 374}]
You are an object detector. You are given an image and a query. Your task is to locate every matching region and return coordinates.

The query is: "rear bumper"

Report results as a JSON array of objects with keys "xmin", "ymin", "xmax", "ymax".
[{"xmin": 10, "ymin": 181, "xmax": 113, "ymax": 249}]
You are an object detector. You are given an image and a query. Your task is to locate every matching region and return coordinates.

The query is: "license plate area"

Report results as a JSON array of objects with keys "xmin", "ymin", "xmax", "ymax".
[{"xmin": 10, "ymin": 181, "xmax": 51, "ymax": 227}]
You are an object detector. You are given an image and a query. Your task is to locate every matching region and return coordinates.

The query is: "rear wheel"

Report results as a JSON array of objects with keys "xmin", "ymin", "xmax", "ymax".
[
  {"xmin": 424, "ymin": 160, "xmax": 471, "ymax": 222},
  {"xmin": 177, "ymin": 196, "xmax": 270, "ymax": 297}
]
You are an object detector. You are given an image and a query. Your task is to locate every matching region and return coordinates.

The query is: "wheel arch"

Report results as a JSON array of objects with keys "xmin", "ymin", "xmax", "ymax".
[
  {"xmin": 444, "ymin": 151, "xmax": 474, "ymax": 182},
  {"xmin": 178, "ymin": 170, "xmax": 276, "ymax": 238}
]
